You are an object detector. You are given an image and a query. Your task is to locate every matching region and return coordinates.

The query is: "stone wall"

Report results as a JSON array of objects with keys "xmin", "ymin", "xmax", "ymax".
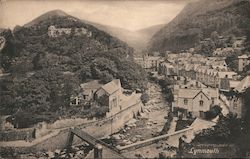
[
  {"xmin": 0, "ymin": 101, "xmax": 143, "ymax": 154},
  {"xmin": 0, "ymin": 128, "xmax": 35, "ymax": 142}
]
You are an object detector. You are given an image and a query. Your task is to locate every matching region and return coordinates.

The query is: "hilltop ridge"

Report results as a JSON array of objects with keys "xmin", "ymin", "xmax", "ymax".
[{"xmin": 149, "ymin": 0, "xmax": 250, "ymax": 52}]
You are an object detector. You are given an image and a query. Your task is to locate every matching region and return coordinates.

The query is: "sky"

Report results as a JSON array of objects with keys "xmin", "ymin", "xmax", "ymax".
[{"xmin": 0, "ymin": 0, "xmax": 190, "ymax": 31}]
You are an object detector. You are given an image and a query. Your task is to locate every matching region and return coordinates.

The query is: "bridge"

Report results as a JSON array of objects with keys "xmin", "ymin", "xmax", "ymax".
[
  {"xmin": 65, "ymin": 127, "xmax": 125, "ymax": 159},
  {"xmin": 117, "ymin": 127, "xmax": 194, "ymax": 153}
]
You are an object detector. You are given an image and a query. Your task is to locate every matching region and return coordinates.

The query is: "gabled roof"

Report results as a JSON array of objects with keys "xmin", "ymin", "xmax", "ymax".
[
  {"xmin": 100, "ymin": 79, "xmax": 121, "ymax": 95},
  {"xmin": 202, "ymin": 88, "xmax": 218, "ymax": 98},
  {"xmin": 178, "ymin": 88, "xmax": 217, "ymax": 100},
  {"xmin": 178, "ymin": 89, "xmax": 201, "ymax": 99},
  {"xmin": 235, "ymin": 76, "xmax": 250, "ymax": 93},
  {"xmin": 193, "ymin": 91, "xmax": 210, "ymax": 100}
]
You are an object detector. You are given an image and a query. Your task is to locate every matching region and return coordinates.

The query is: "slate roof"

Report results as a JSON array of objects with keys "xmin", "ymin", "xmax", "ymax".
[
  {"xmin": 101, "ymin": 79, "xmax": 121, "ymax": 95},
  {"xmin": 178, "ymin": 89, "xmax": 201, "ymax": 99},
  {"xmin": 178, "ymin": 88, "xmax": 218, "ymax": 99},
  {"xmin": 202, "ymin": 88, "xmax": 218, "ymax": 98}
]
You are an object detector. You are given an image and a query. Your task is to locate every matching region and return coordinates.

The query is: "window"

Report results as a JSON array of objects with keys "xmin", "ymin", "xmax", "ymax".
[
  {"xmin": 199, "ymin": 111, "xmax": 205, "ymax": 118},
  {"xmin": 184, "ymin": 98, "xmax": 188, "ymax": 105},
  {"xmin": 83, "ymin": 95, "xmax": 87, "ymax": 100},
  {"xmin": 71, "ymin": 98, "xmax": 77, "ymax": 105},
  {"xmin": 233, "ymin": 99, "xmax": 237, "ymax": 109},
  {"xmin": 112, "ymin": 98, "xmax": 117, "ymax": 107},
  {"xmin": 233, "ymin": 104, "xmax": 237, "ymax": 109},
  {"xmin": 199, "ymin": 100, "xmax": 204, "ymax": 106},
  {"xmin": 211, "ymin": 97, "xmax": 215, "ymax": 105}
]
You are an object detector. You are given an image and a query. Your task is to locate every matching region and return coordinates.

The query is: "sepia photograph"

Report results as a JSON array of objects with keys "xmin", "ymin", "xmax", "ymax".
[{"xmin": 0, "ymin": 0, "xmax": 250, "ymax": 158}]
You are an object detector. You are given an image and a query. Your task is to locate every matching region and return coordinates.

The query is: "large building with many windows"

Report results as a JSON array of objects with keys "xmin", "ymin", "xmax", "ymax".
[
  {"xmin": 134, "ymin": 54, "xmax": 163, "ymax": 71},
  {"xmin": 172, "ymin": 87, "xmax": 219, "ymax": 118}
]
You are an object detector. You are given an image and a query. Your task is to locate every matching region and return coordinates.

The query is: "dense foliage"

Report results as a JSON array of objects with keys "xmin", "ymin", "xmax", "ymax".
[
  {"xmin": 0, "ymin": 13, "xmax": 147, "ymax": 123},
  {"xmin": 193, "ymin": 113, "xmax": 241, "ymax": 144},
  {"xmin": 158, "ymin": 78, "xmax": 174, "ymax": 103},
  {"xmin": 149, "ymin": 0, "xmax": 250, "ymax": 53},
  {"xmin": 205, "ymin": 105, "xmax": 222, "ymax": 120},
  {"xmin": 225, "ymin": 54, "xmax": 238, "ymax": 71},
  {"xmin": 194, "ymin": 31, "xmax": 236, "ymax": 56},
  {"xmin": 190, "ymin": 88, "xmax": 250, "ymax": 157}
]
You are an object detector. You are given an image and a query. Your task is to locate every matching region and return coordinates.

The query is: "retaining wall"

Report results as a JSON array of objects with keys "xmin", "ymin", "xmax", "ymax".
[
  {"xmin": 0, "ymin": 128, "xmax": 35, "ymax": 142},
  {"xmin": 0, "ymin": 101, "xmax": 142, "ymax": 155}
]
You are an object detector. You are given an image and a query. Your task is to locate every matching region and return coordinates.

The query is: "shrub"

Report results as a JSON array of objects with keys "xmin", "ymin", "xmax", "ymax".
[
  {"xmin": 141, "ymin": 93, "xmax": 149, "ymax": 105},
  {"xmin": 205, "ymin": 105, "xmax": 222, "ymax": 120}
]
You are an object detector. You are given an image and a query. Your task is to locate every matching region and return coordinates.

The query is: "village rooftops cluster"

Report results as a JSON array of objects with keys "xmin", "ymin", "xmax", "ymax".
[{"xmin": 149, "ymin": 51, "xmax": 250, "ymax": 119}]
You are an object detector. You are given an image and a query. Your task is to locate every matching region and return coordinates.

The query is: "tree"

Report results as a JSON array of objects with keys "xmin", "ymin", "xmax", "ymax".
[
  {"xmin": 0, "ymin": 15, "xmax": 148, "ymax": 123},
  {"xmin": 243, "ymin": 63, "xmax": 250, "ymax": 75},
  {"xmin": 245, "ymin": 29, "xmax": 250, "ymax": 52},
  {"xmin": 228, "ymin": 34, "xmax": 236, "ymax": 47},
  {"xmin": 62, "ymin": 75, "xmax": 80, "ymax": 108},
  {"xmin": 158, "ymin": 78, "xmax": 174, "ymax": 102},
  {"xmin": 140, "ymin": 93, "xmax": 149, "ymax": 105},
  {"xmin": 225, "ymin": 55, "xmax": 238, "ymax": 72},
  {"xmin": 200, "ymin": 40, "xmax": 216, "ymax": 56},
  {"xmin": 210, "ymin": 31, "xmax": 220, "ymax": 47},
  {"xmin": 193, "ymin": 113, "xmax": 241, "ymax": 144},
  {"xmin": 205, "ymin": 105, "xmax": 222, "ymax": 120},
  {"xmin": 14, "ymin": 77, "xmax": 51, "ymax": 113},
  {"xmin": 96, "ymin": 94, "xmax": 109, "ymax": 107}
]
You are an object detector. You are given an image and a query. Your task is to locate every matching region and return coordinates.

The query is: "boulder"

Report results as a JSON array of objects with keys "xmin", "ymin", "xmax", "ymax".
[
  {"xmin": 135, "ymin": 135, "xmax": 142, "ymax": 138},
  {"xmin": 76, "ymin": 150, "xmax": 85, "ymax": 157},
  {"xmin": 131, "ymin": 137, "xmax": 138, "ymax": 143},
  {"xmin": 112, "ymin": 134, "xmax": 121, "ymax": 140},
  {"xmin": 159, "ymin": 152, "xmax": 167, "ymax": 158},
  {"xmin": 119, "ymin": 134, "xmax": 125, "ymax": 139},
  {"xmin": 46, "ymin": 151, "xmax": 54, "ymax": 158},
  {"xmin": 54, "ymin": 149, "xmax": 60, "ymax": 154}
]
